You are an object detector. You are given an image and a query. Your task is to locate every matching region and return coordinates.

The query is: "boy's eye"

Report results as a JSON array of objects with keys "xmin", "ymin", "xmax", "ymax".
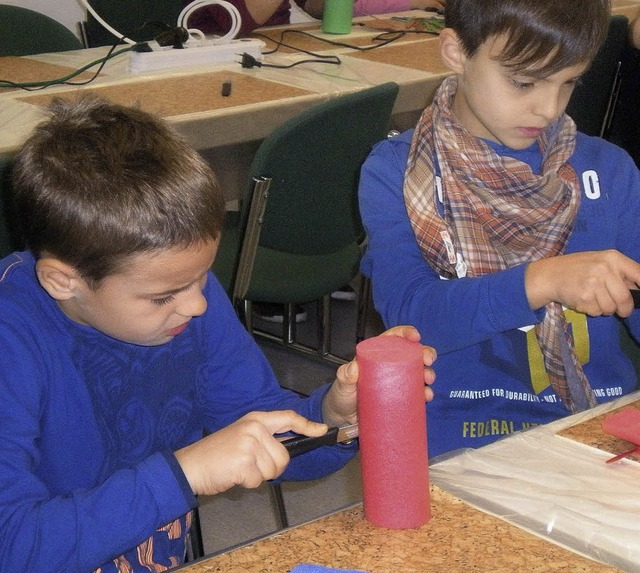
[
  {"xmin": 152, "ymin": 294, "xmax": 176, "ymax": 306},
  {"xmin": 510, "ymin": 77, "xmax": 534, "ymax": 90},
  {"xmin": 567, "ymin": 77, "xmax": 582, "ymax": 88}
]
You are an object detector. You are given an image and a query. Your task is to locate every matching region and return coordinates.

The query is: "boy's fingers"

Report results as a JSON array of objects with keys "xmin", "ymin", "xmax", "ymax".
[
  {"xmin": 379, "ymin": 324, "xmax": 421, "ymax": 342},
  {"xmin": 423, "ymin": 345, "xmax": 437, "ymax": 366},
  {"xmin": 336, "ymin": 359, "xmax": 359, "ymax": 384},
  {"xmin": 246, "ymin": 410, "xmax": 328, "ymax": 439}
]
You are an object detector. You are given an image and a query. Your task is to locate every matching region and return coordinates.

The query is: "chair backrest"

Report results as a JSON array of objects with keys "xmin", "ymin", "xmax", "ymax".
[
  {"xmin": 0, "ymin": 156, "xmax": 24, "ymax": 259},
  {"xmin": 566, "ymin": 14, "xmax": 629, "ymax": 137},
  {"xmin": 82, "ymin": 0, "xmax": 183, "ymax": 47},
  {"xmin": 240, "ymin": 82, "xmax": 400, "ymax": 258},
  {"xmin": 607, "ymin": 42, "xmax": 640, "ymax": 166},
  {"xmin": 0, "ymin": 5, "xmax": 83, "ymax": 56}
]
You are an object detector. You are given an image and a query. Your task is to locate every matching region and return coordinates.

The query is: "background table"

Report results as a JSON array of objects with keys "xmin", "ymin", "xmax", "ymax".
[
  {"xmin": 0, "ymin": 12, "xmax": 448, "ymax": 200},
  {"xmin": 0, "ymin": 0, "xmax": 640, "ymax": 154},
  {"xmin": 1, "ymin": 2, "xmax": 639, "ymax": 200},
  {"xmin": 2, "ymin": 1, "xmax": 638, "ymax": 154},
  {"xmin": 0, "ymin": 12, "xmax": 451, "ymax": 154}
]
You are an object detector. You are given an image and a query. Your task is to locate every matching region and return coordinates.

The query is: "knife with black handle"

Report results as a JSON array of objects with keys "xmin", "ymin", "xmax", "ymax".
[{"xmin": 281, "ymin": 424, "xmax": 359, "ymax": 458}]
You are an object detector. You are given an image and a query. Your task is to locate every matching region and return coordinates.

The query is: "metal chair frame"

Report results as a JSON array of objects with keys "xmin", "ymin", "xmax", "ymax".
[{"xmin": 230, "ymin": 176, "xmax": 350, "ymax": 365}]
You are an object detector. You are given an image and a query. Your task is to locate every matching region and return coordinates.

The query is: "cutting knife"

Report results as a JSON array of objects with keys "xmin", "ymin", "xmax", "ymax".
[{"xmin": 281, "ymin": 423, "xmax": 359, "ymax": 458}]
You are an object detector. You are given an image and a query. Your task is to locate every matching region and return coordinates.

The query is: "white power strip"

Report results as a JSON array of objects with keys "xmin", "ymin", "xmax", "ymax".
[{"xmin": 128, "ymin": 38, "xmax": 266, "ymax": 73}]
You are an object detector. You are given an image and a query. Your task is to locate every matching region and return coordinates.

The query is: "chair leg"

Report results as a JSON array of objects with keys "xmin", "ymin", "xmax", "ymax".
[
  {"xmin": 317, "ymin": 294, "xmax": 332, "ymax": 357},
  {"xmin": 283, "ymin": 303, "xmax": 296, "ymax": 345},
  {"xmin": 224, "ymin": 299, "xmax": 292, "ymax": 534},
  {"xmin": 356, "ymin": 275, "xmax": 371, "ymax": 343},
  {"xmin": 236, "ymin": 299, "xmax": 253, "ymax": 331},
  {"xmin": 269, "ymin": 482, "xmax": 289, "ymax": 529},
  {"xmin": 187, "ymin": 505, "xmax": 205, "ymax": 561},
  {"xmin": 247, "ymin": 299, "xmax": 348, "ymax": 365}
]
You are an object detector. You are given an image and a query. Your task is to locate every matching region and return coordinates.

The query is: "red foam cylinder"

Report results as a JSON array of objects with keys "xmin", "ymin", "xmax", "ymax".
[{"xmin": 356, "ymin": 335, "xmax": 430, "ymax": 528}]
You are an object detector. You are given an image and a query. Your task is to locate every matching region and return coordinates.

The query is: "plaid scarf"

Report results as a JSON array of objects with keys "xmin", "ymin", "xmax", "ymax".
[{"xmin": 404, "ymin": 75, "xmax": 597, "ymax": 413}]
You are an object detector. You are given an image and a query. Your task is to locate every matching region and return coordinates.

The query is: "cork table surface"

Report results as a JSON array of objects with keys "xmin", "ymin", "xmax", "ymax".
[{"xmin": 176, "ymin": 484, "xmax": 620, "ymax": 573}]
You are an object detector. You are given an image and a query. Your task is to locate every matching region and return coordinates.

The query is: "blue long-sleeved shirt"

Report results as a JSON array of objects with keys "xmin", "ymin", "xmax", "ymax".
[
  {"xmin": 0, "ymin": 252, "xmax": 355, "ymax": 572},
  {"xmin": 359, "ymin": 128, "xmax": 640, "ymax": 458}
]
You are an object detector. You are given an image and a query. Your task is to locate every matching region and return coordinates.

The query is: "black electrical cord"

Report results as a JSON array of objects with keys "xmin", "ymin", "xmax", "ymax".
[
  {"xmin": 254, "ymin": 28, "xmax": 406, "ymax": 57},
  {"xmin": 240, "ymin": 51, "xmax": 340, "ymax": 69},
  {"xmin": 244, "ymin": 23, "xmax": 437, "ymax": 70},
  {"xmin": 0, "ymin": 19, "xmax": 182, "ymax": 91},
  {"xmin": 0, "ymin": 43, "xmax": 134, "ymax": 91},
  {"xmin": 242, "ymin": 28, "xmax": 404, "ymax": 70}
]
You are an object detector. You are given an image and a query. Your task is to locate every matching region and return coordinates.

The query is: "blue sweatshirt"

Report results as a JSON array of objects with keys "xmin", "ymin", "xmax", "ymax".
[
  {"xmin": 0, "ymin": 252, "xmax": 356, "ymax": 572},
  {"xmin": 359, "ymin": 128, "xmax": 640, "ymax": 459}
]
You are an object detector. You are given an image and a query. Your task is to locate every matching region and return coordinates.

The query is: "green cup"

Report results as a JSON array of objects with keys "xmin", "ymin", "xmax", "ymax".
[{"xmin": 322, "ymin": 0, "xmax": 354, "ymax": 34}]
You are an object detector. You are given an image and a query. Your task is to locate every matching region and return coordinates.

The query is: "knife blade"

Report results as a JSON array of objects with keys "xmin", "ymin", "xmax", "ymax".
[{"xmin": 281, "ymin": 423, "xmax": 359, "ymax": 458}]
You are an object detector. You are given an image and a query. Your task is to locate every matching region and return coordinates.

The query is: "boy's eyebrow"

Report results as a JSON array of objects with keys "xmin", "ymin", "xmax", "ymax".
[
  {"xmin": 508, "ymin": 66, "xmax": 553, "ymax": 79},
  {"xmin": 509, "ymin": 66, "xmax": 586, "ymax": 81}
]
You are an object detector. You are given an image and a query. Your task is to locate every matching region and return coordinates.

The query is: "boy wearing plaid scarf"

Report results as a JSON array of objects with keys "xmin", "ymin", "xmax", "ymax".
[{"xmin": 359, "ymin": 0, "xmax": 640, "ymax": 458}]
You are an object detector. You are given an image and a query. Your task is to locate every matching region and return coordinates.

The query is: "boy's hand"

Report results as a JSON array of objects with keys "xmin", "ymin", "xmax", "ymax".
[
  {"xmin": 525, "ymin": 250, "xmax": 640, "ymax": 317},
  {"xmin": 175, "ymin": 411, "xmax": 327, "ymax": 496},
  {"xmin": 322, "ymin": 325, "xmax": 437, "ymax": 427}
]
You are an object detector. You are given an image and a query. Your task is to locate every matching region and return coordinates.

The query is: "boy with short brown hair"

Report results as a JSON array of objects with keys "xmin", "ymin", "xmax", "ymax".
[{"xmin": 0, "ymin": 96, "xmax": 435, "ymax": 571}]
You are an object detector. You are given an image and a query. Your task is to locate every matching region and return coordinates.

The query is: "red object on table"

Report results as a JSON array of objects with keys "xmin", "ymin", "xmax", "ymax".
[
  {"xmin": 602, "ymin": 407, "xmax": 640, "ymax": 463},
  {"xmin": 602, "ymin": 406, "xmax": 640, "ymax": 445},
  {"xmin": 356, "ymin": 336, "xmax": 430, "ymax": 528}
]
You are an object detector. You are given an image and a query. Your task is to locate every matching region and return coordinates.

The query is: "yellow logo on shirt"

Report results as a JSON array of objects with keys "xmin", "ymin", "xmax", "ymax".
[{"xmin": 526, "ymin": 309, "xmax": 589, "ymax": 394}]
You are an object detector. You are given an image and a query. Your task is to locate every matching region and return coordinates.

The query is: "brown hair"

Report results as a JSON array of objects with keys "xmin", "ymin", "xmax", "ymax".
[
  {"xmin": 445, "ymin": 0, "xmax": 611, "ymax": 75},
  {"xmin": 13, "ymin": 96, "xmax": 225, "ymax": 286}
]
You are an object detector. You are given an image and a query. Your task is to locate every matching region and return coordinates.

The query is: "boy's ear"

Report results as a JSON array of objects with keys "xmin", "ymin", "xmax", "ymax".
[
  {"xmin": 36, "ymin": 258, "xmax": 82, "ymax": 301},
  {"xmin": 439, "ymin": 28, "xmax": 467, "ymax": 73}
]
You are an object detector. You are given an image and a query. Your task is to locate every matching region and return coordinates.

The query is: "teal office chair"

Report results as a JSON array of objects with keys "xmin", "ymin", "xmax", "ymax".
[
  {"xmin": 566, "ymin": 14, "xmax": 629, "ymax": 137},
  {"xmin": 0, "ymin": 5, "xmax": 82, "ymax": 56},
  {"xmin": 81, "ymin": 0, "xmax": 183, "ymax": 47},
  {"xmin": 213, "ymin": 82, "xmax": 400, "ymax": 365}
]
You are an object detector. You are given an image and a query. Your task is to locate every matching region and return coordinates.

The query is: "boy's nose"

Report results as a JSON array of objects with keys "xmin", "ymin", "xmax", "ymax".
[
  {"xmin": 177, "ymin": 290, "xmax": 208, "ymax": 318},
  {"xmin": 532, "ymin": 90, "xmax": 563, "ymax": 122}
]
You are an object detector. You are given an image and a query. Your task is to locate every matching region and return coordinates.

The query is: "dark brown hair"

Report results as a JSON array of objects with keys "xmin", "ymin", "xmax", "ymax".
[
  {"xmin": 445, "ymin": 0, "xmax": 611, "ymax": 75},
  {"xmin": 13, "ymin": 96, "xmax": 225, "ymax": 286}
]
